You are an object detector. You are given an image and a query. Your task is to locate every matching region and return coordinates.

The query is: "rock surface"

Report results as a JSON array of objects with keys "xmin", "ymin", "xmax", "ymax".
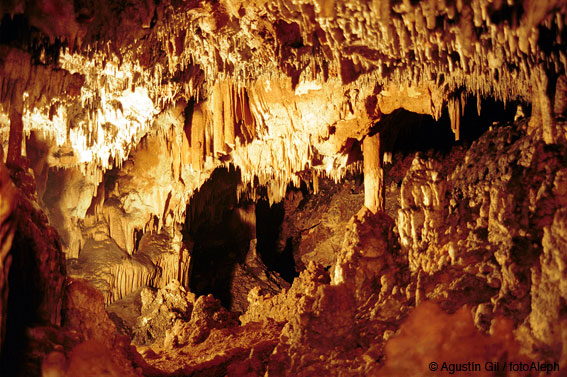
[
  {"xmin": 0, "ymin": 161, "xmax": 16, "ymax": 354},
  {"xmin": 136, "ymin": 118, "xmax": 566, "ymax": 376},
  {"xmin": 0, "ymin": 0, "xmax": 566, "ymax": 375},
  {"xmin": 1, "ymin": 1, "xmax": 566, "ymax": 275}
]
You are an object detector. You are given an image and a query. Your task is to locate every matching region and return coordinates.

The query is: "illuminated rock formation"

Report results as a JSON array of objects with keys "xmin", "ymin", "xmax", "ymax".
[{"xmin": 0, "ymin": 0, "xmax": 566, "ymax": 375}]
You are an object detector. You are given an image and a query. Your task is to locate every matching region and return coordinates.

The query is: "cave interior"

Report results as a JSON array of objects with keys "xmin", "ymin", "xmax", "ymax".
[{"xmin": 0, "ymin": 0, "xmax": 567, "ymax": 376}]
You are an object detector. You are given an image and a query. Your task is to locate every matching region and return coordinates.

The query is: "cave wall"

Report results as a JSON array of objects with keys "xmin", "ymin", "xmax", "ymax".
[
  {"xmin": 0, "ymin": 161, "xmax": 16, "ymax": 355},
  {"xmin": 0, "ymin": 164, "xmax": 66, "ymax": 373}
]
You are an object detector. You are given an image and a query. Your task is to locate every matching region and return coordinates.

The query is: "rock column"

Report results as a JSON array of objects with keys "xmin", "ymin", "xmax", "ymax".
[
  {"xmin": 7, "ymin": 89, "xmax": 24, "ymax": 166},
  {"xmin": 212, "ymin": 81, "xmax": 225, "ymax": 155},
  {"xmin": 363, "ymin": 132, "xmax": 384, "ymax": 213},
  {"xmin": 191, "ymin": 104, "xmax": 205, "ymax": 170}
]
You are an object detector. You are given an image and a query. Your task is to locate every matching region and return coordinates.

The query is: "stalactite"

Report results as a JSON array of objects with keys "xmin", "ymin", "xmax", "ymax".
[
  {"xmin": 191, "ymin": 104, "xmax": 205, "ymax": 171},
  {"xmin": 181, "ymin": 130, "xmax": 191, "ymax": 167},
  {"xmin": 98, "ymin": 238, "xmax": 191, "ymax": 305},
  {"xmin": 313, "ymin": 170, "xmax": 319, "ymax": 194},
  {"xmin": 240, "ymin": 88, "xmax": 255, "ymax": 142},
  {"xmin": 171, "ymin": 126, "xmax": 181, "ymax": 182},
  {"xmin": 212, "ymin": 81, "xmax": 225, "ymax": 155},
  {"xmin": 224, "ymin": 80, "xmax": 235, "ymax": 147},
  {"xmin": 448, "ymin": 96, "xmax": 461, "ymax": 141},
  {"xmin": 205, "ymin": 107, "xmax": 213, "ymax": 158}
]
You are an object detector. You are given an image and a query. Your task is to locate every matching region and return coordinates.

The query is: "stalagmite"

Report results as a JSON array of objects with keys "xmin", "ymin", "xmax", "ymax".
[
  {"xmin": 178, "ymin": 245, "xmax": 192, "ymax": 288},
  {"xmin": 191, "ymin": 104, "xmax": 205, "ymax": 170},
  {"xmin": 363, "ymin": 132, "xmax": 384, "ymax": 213},
  {"xmin": 530, "ymin": 67, "xmax": 557, "ymax": 144},
  {"xmin": 313, "ymin": 170, "xmax": 319, "ymax": 194}
]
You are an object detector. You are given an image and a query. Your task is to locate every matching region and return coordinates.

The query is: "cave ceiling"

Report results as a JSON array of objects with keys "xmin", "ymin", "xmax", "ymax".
[{"xmin": 0, "ymin": 0, "xmax": 566, "ymax": 202}]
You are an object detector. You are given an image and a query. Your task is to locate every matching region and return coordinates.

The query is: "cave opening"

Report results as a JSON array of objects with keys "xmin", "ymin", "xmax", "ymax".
[
  {"xmin": 256, "ymin": 194, "xmax": 301, "ymax": 284},
  {"xmin": 374, "ymin": 95, "xmax": 525, "ymax": 217},
  {"xmin": 380, "ymin": 95, "xmax": 525, "ymax": 158},
  {"xmin": 184, "ymin": 166, "xmax": 295, "ymax": 311},
  {"xmin": 184, "ymin": 167, "xmax": 246, "ymax": 309}
]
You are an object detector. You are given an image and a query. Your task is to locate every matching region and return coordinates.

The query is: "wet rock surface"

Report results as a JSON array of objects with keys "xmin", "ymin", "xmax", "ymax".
[
  {"xmin": 136, "ymin": 119, "xmax": 567, "ymax": 376},
  {"xmin": 275, "ymin": 175, "xmax": 364, "ymax": 271},
  {"xmin": 0, "ymin": 115, "xmax": 565, "ymax": 376},
  {"xmin": 1, "ymin": 0, "xmax": 566, "ymax": 374}
]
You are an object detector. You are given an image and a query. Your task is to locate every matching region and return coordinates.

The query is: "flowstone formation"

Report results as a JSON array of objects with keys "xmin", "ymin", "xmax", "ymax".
[{"xmin": 0, "ymin": 0, "xmax": 566, "ymax": 376}]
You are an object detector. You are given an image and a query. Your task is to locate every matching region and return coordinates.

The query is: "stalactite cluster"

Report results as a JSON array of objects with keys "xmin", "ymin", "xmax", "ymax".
[{"xmin": 0, "ymin": 0, "xmax": 566, "ymax": 376}]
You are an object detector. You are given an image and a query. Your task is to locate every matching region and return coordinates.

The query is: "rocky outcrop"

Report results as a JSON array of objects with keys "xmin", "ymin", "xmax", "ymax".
[
  {"xmin": 397, "ymin": 156, "xmax": 449, "ymax": 273},
  {"xmin": 230, "ymin": 239, "xmax": 291, "ymax": 313},
  {"xmin": 67, "ymin": 232, "xmax": 191, "ymax": 305},
  {"xmin": 375, "ymin": 302, "xmax": 554, "ymax": 377},
  {"xmin": 106, "ymin": 280, "xmax": 238, "ymax": 349},
  {"xmin": 395, "ymin": 119, "xmax": 567, "ymax": 355},
  {"xmin": 332, "ymin": 207, "xmax": 402, "ymax": 304},
  {"xmin": 0, "ymin": 162, "xmax": 16, "ymax": 354},
  {"xmin": 274, "ymin": 175, "xmax": 364, "ymax": 270},
  {"xmin": 0, "ymin": 164, "xmax": 67, "ymax": 374},
  {"xmin": 36, "ymin": 278, "xmax": 144, "ymax": 377}
]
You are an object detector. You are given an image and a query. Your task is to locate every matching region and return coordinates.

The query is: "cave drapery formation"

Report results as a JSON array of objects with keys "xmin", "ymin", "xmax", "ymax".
[{"xmin": 0, "ymin": 0, "xmax": 567, "ymax": 375}]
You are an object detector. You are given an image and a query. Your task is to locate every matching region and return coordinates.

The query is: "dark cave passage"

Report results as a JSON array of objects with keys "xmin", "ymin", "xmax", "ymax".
[
  {"xmin": 185, "ymin": 167, "xmax": 297, "ymax": 310},
  {"xmin": 380, "ymin": 95, "xmax": 524, "ymax": 157},
  {"xmin": 374, "ymin": 95, "xmax": 525, "ymax": 220},
  {"xmin": 184, "ymin": 167, "xmax": 247, "ymax": 308},
  {"xmin": 255, "ymin": 199, "xmax": 299, "ymax": 284}
]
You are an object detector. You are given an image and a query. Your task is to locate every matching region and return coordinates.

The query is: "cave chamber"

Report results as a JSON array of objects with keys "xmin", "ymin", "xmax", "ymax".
[{"xmin": 0, "ymin": 0, "xmax": 567, "ymax": 376}]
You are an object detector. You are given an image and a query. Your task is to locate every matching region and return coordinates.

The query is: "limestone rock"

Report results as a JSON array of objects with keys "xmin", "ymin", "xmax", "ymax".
[
  {"xmin": 375, "ymin": 302, "xmax": 536, "ymax": 377},
  {"xmin": 67, "ymin": 231, "xmax": 190, "ymax": 305},
  {"xmin": 131, "ymin": 280, "xmax": 196, "ymax": 346},
  {"xmin": 333, "ymin": 207, "xmax": 401, "ymax": 304},
  {"xmin": 276, "ymin": 175, "xmax": 364, "ymax": 270},
  {"xmin": 230, "ymin": 239, "xmax": 291, "ymax": 314},
  {"xmin": 0, "ymin": 162, "xmax": 16, "ymax": 353}
]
